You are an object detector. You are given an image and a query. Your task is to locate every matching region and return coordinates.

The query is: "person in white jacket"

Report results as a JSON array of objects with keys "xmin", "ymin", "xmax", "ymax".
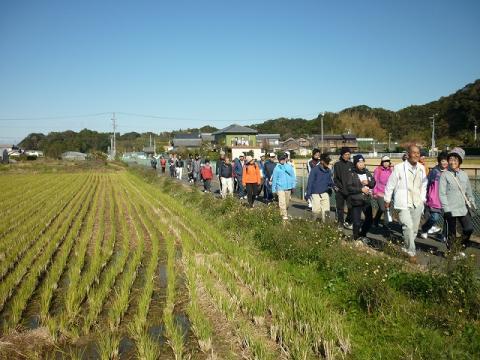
[{"xmin": 384, "ymin": 145, "xmax": 428, "ymax": 262}]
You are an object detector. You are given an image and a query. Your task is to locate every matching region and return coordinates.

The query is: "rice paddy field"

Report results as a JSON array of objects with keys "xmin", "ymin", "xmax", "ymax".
[{"xmin": 0, "ymin": 161, "xmax": 479, "ymax": 359}]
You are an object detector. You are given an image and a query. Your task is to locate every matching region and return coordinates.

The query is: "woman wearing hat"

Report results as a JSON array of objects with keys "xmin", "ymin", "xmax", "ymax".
[
  {"xmin": 242, "ymin": 156, "xmax": 262, "ymax": 208},
  {"xmin": 420, "ymin": 151, "xmax": 449, "ymax": 240},
  {"xmin": 372, "ymin": 156, "xmax": 393, "ymax": 232},
  {"xmin": 347, "ymin": 154, "xmax": 376, "ymax": 242},
  {"xmin": 439, "ymin": 147, "xmax": 477, "ymax": 256}
]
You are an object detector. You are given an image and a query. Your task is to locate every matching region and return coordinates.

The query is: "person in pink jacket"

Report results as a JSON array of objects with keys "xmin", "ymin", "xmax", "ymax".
[
  {"xmin": 420, "ymin": 151, "xmax": 448, "ymax": 240},
  {"xmin": 372, "ymin": 156, "xmax": 393, "ymax": 233}
]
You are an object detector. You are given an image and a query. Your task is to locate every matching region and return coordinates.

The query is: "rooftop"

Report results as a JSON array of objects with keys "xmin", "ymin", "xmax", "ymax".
[
  {"xmin": 212, "ymin": 124, "xmax": 258, "ymax": 135},
  {"xmin": 173, "ymin": 133, "xmax": 200, "ymax": 139}
]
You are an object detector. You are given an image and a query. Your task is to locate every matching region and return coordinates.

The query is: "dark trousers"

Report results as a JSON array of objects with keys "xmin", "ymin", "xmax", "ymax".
[
  {"xmin": 203, "ymin": 179, "xmax": 211, "ymax": 192},
  {"xmin": 264, "ymin": 181, "xmax": 273, "ymax": 201},
  {"xmin": 444, "ymin": 212, "xmax": 473, "ymax": 250},
  {"xmin": 235, "ymin": 177, "xmax": 245, "ymax": 197},
  {"xmin": 373, "ymin": 196, "xmax": 389, "ymax": 226},
  {"xmin": 421, "ymin": 207, "xmax": 442, "ymax": 233},
  {"xmin": 246, "ymin": 183, "xmax": 258, "ymax": 207},
  {"xmin": 161, "ymin": 167, "xmax": 166, "ymax": 174},
  {"xmin": 352, "ymin": 203, "xmax": 373, "ymax": 240},
  {"xmin": 336, "ymin": 192, "xmax": 352, "ymax": 224},
  {"xmin": 169, "ymin": 166, "xmax": 176, "ymax": 177}
]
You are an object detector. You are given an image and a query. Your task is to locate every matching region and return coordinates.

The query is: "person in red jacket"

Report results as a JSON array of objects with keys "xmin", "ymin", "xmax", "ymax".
[
  {"xmin": 200, "ymin": 159, "xmax": 214, "ymax": 192},
  {"xmin": 160, "ymin": 156, "xmax": 167, "ymax": 174}
]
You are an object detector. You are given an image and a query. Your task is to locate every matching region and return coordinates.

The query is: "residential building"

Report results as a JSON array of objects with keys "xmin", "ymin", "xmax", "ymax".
[
  {"xmin": 172, "ymin": 133, "xmax": 202, "ymax": 149},
  {"xmin": 212, "ymin": 124, "xmax": 258, "ymax": 147},
  {"xmin": 256, "ymin": 134, "xmax": 281, "ymax": 151},
  {"xmin": 281, "ymin": 137, "xmax": 311, "ymax": 156},
  {"xmin": 310, "ymin": 134, "xmax": 358, "ymax": 152}
]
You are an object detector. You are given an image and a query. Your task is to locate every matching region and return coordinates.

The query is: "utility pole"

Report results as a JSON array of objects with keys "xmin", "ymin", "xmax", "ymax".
[
  {"xmin": 321, "ymin": 112, "xmax": 325, "ymax": 153},
  {"xmin": 388, "ymin": 133, "xmax": 391, "ymax": 151},
  {"xmin": 112, "ymin": 112, "xmax": 117, "ymax": 159},
  {"xmin": 475, "ymin": 125, "xmax": 477, "ymax": 143},
  {"xmin": 430, "ymin": 113, "xmax": 437, "ymax": 155}
]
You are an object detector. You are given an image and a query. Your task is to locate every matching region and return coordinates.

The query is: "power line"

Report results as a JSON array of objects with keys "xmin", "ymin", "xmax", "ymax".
[
  {"xmin": 0, "ymin": 112, "xmax": 111, "ymax": 121},
  {"xmin": 115, "ymin": 111, "xmax": 319, "ymax": 122},
  {"xmin": 0, "ymin": 111, "xmax": 319, "ymax": 123}
]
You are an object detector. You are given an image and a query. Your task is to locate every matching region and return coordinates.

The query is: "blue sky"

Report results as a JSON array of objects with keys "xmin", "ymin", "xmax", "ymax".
[{"xmin": 1, "ymin": 0, "xmax": 479, "ymax": 143}]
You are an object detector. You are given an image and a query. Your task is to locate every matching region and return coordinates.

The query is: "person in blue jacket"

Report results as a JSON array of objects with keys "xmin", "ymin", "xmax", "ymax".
[
  {"xmin": 233, "ymin": 155, "xmax": 246, "ymax": 199},
  {"xmin": 306, "ymin": 153, "xmax": 334, "ymax": 222},
  {"xmin": 271, "ymin": 154, "xmax": 296, "ymax": 220}
]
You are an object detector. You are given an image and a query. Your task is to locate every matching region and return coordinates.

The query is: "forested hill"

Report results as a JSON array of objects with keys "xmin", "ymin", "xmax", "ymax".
[
  {"xmin": 251, "ymin": 79, "xmax": 480, "ymax": 146},
  {"xmin": 19, "ymin": 79, "xmax": 480, "ymax": 156}
]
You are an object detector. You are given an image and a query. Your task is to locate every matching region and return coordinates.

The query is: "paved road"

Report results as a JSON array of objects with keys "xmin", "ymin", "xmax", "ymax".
[{"xmin": 161, "ymin": 171, "xmax": 480, "ymax": 268}]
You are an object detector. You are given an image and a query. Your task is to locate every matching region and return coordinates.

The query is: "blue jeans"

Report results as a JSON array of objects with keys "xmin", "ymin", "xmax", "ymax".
[
  {"xmin": 263, "ymin": 181, "xmax": 273, "ymax": 201},
  {"xmin": 235, "ymin": 177, "xmax": 245, "ymax": 197},
  {"xmin": 421, "ymin": 207, "xmax": 441, "ymax": 233}
]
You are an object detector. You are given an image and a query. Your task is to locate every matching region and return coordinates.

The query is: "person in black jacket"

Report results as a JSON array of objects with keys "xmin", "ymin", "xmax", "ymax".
[
  {"xmin": 219, "ymin": 157, "xmax": 234, "ymax": 198},
  {"xmin": 347, "ymin": 154, "xmax": 376, "ymax": 242},
  {"xmin": 333, "ymin": 147, "xmax": 354, "ymax": 228},
  {"xmin": 263, "ymin": 153, "xmax": 277, "ymax": 203}
]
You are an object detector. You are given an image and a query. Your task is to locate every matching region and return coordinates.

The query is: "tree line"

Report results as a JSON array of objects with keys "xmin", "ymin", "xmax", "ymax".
[{"xmin": 19, "ymin": 79, "xmax": 480, "ymax": 157}]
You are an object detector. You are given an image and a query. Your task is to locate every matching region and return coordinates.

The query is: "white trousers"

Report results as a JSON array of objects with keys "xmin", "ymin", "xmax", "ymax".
[
  {"xmin": 220, "ymin": 177, "xmax": 234, "ymax": 198},
  {"xmin": 176, "ymin": 167, "xmax": 183, "ymax": 179},
  {"xmin": 398, "ymin": 204, "xmax": 424, "ymax": 256}
]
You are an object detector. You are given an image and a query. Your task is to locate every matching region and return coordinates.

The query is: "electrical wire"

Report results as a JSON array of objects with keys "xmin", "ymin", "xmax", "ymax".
[{"xmin": 0, "ymin": 112, "xmax": 111, "ymax": 121}]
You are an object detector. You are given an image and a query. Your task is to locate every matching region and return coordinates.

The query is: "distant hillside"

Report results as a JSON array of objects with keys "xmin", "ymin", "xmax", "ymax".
[
  {"xmin": 19, "ymin": 80, "xmax": 479, "ymax": 155},
  {"xmin": 251, "ymin": 79, "xmax": 480, "ymax": 147},
  {"xmin": 19, "ymin": 126, "xmax": 217, "ymax": 157}
]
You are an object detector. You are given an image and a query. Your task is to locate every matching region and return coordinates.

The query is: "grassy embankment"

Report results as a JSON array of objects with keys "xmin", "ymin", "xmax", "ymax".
[{"xmin": 132, "ymin": 166, "xmax": 480, "ymax": 359}]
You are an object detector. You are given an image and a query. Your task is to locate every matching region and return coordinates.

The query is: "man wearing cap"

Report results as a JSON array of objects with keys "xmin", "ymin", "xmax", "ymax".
[
  {"xmin": 385, "ymin": 145, "xmax": 428, "ymax": 263},
  {"xmin": 439, "ymin": 147, "xmax": 476, "ymax": 256},
  {"xmin": 219, "ymin": 157, "xmax": 234, "ymax": 198},
  {"xmin": 263, "ymin": 153, "xmax": 277, "ymax": 203},
  {"xmin": 306, "ymin": 153, "xmax": 334, "ymax": 222},
  {"xmin": 272, "ymin": 154, "xmax": 296, "ymax": 220},
  {"xmin": 233, "ymin": 154, "xmax": 246, "ymax": 199},
  {"xmin": 333, "ymin": 147, "xmax": 354, "ymax": 229}
]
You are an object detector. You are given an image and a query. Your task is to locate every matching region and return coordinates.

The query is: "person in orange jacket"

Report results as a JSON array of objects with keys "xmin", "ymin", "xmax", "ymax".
[{"xmin": 242, "ymin": 156, "xmax": 262, "ymax": 207}]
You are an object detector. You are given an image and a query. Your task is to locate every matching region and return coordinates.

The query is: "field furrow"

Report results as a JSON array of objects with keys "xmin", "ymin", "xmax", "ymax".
[
  {"xmin": 0, "ymin": 175, "xmax": 94, "ymax": 315},
  {"xmin": 0, "ymin": 176, "xmax": 99, "ymax": 331},
  {"xmin": 0, "ymin": 174, "xmax": 88, "ymax": 280}
]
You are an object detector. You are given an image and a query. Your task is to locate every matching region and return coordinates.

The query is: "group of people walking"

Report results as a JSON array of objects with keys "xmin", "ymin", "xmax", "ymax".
[
  {"xmin": 318, "ymin": 145, "xmax": 476, "ymax": 262},
  {"xmin": 154, "ymin": 144, "xmax": 477, "ymax": 262}
]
